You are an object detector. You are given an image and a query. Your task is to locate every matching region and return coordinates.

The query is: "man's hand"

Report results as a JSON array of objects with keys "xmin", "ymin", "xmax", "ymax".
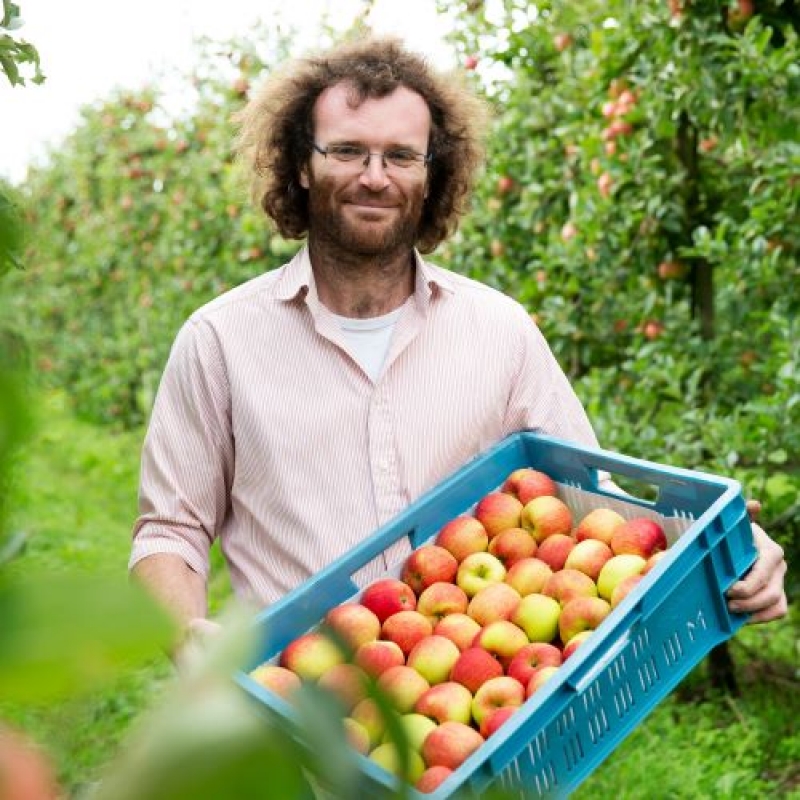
[
  {"xmin": 174, "ymin": 617, "xmax": 223, "ymax": 672},
  {"xmin": 726, "ymin": 500, "xmax": 788, "ymax": 624}
]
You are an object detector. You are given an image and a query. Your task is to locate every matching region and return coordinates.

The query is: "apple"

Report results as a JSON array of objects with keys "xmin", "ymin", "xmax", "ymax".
[
  {"xmin": 449, "ymin": 646, "xmax": 504, "ymax": 694},
  {"xmin": 416, "ymin": 765, "xmax": 453, "ymax": 794},
  {"xmin": 248, "ymin": 664, "xmax": 302, "ymax": 700},
  {"xmin": 401, "ymin": 544, "xmax": 459, "ymax": 595},
  {"xmin": 350, "ymin": 698, "xmax": 387, "ymax": 748},
  {"xmin": 416, "ymin": 581, "xmax": 469, "ymax": 623},
  {"xmin": 597, "ymin": 554, "xmax": 647, "ymax": 601},
  {"xmin": 381, "ymin": 610, "xmax": 434, "ymax": 657},
  {"xmin": 466, "ymin": 583, "xmax": 521, "ymax": 626},
  {"xmin": 542, "ymin": 568, "xmax": 598, "ymax": 605},
  {"xmin": 480, "ymin": 705, "xmax": 518, "ymax": 739},
  {"xmin": 563, "ymin": 538, "xmax": 614, "ymax": 581},
  {"xmin": 488, "ymin": 527, "xmax": 537, "ymax": 566},
  {"xmin": 574, "ymin": 508, "xmax": 626, "ymax": 545},
  {"xmin": 610, "ymin": 518, "xmax": 667, "ymax": 558},
  {"xmin": 317, "ymin": 662, "xmax": 368, "ymax": 712},
  {"xmin": 475, "ymin": 492, "xmax": 524, "ymax": 538},
  {"xmin": 597, "ymin": 172, "xmax": 613, "ymax": 198},
  {"xmin": 414, "ymin": 681, "xmax": 474, "ymax": 725},
  {"xmin": 464, "ymin": 54, "xmax": 479, "ymax": 70},
  {"xmin": 525, "ymin": 665, "xmax": 560, "ymax": 698},
  {"xmin": 502, "ymin": 468, "xmax": 557, "ymax": 504},
  {"xmin": 657, "ymin": 259, "xmax": 688, "ymax": 280},
  {"xmin": 457, "ymin": 552, "xmax": 507, "ymax": 597},
  {"xmin": 506, "ymin": 642, "xmax": 562, "ymax": 687},
  {"xmin": 407, "ymin": 635, "xmax": 461, "ymax": 686},
  {"xmin": 558, "ymin": 596, "xmax": 612, "ymax": 644},
  {"xmin": 354, "ymin": 639, "xmax": 405, "ymax": 679},
  {"xmin": 535, "ymin": 533, "xmax": 576, "ymax": 572},
  {"xmin": 562, "ymin": 629, "xmax": 594, "ymax": 660},
  {"xmin": 505, "ymin": 557, "xmax": 553, "ymax": 596},
  {"xmin": 472, "ymin": 620, "xmax": 530, "ymax": 665},
  {"xmin": 342, "ymin": 717, "xmax": 371, "ymax": 755},
  {"xmin": 433, "ymin": 613, "xmax": 482, "ymax": 652},
  {"xmin": 323, "ymin": 602, "xmax": 381, "ymax": 653},
  {"xmin": 610, "ymin": 573, "xmax": 644, "ymax": 608},
  {"xmin": 377, "ymin": 665, "xmax": 431, "ymax": 714},
  {"xmin": 520, "ymin": 496, "xmax": 573, "ymax": 543},
  {"xmin": 369, "ymin": 741, "xmax": 426, "ymax": 783},
  {"xmin": 642, "ymin": 319, "xmax": 664, "ymax": 340},
  {"xmin": 383, "ymin": 712, "xmax": 438, "ymax": 754},
  {"xmin": 435, "ymin": 515, "xmax": 489, "ymax": 561},
  {"xmin": 361, "ymin": 578, "xmax": 417, "ymax": 623},
  {"xmin": 511, "ymin": 593, "xmax": 561, "ymax": 643},
  {"xmin": 422, "ymin": 721, "xmax": 485, "ymax": 771},
  {"xmin": 496, "ymin": 175, "xmax": 515, "ymax": 194},
  {"xmin": 279, "ymin": 631, "xmax": 345, "ymax": 681},
  {"xmin": 561, "ymin": 221, "xmax": 578, "ymax": 241},
  {"xmin": 471, "ymin": 676, "xmax": 524, "ymax": 727},
  {"xmin": 643, "ymin": 550, "xmax": 668, "ymax": 575}
]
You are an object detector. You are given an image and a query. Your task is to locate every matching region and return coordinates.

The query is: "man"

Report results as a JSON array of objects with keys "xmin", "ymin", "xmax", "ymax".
[{"xmin": 129, "ymin": 36, "xmax": 786, "ymax": 652}]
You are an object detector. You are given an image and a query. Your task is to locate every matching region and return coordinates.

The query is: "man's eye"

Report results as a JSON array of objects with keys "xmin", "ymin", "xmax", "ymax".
[
  {"xmin": 386, "ymin": 150, "xmax": 418, "ymax": 166},
  {"xmin": 329, "ymin": 145, "xmax": 364, "ymax": 160}
]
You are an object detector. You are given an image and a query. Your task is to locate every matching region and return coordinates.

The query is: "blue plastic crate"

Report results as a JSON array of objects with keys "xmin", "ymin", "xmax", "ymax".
[{"xmin": 236, "ymin": 432, "xmax": 757, "ymax": 799}]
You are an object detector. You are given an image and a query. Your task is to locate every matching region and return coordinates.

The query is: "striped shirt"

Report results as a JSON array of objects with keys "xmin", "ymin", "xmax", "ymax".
[{"xmin": 129, "ymin": 247, "xmax": 599, "ymax": 607}]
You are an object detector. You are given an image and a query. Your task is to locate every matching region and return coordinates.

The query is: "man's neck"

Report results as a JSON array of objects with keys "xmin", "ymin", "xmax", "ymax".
[{"xmin": 308, "ymin": 239, "xmax": 416, "ymax": 318}]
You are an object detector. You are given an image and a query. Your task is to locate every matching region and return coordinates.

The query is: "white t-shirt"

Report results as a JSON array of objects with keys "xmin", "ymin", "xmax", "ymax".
[{"xmin": 331, "ymin": 305, "xmax": 405, "ymax": 381}]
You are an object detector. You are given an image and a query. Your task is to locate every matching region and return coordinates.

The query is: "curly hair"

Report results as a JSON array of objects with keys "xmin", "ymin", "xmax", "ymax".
[{"xmin": 233, "ymin": 35, "xmax": 489, "ymax": 253}]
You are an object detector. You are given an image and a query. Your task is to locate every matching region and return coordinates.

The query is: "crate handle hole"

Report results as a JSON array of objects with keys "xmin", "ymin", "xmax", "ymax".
[{"xmin": 601, "ymin": 472, "xmax": 660, "ymax": 504}]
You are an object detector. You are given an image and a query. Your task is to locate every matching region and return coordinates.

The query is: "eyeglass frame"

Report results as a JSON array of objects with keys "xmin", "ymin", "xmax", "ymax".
[{"xmin": 310, "ymin": 142, "xmax": 433, "ymax": 171}]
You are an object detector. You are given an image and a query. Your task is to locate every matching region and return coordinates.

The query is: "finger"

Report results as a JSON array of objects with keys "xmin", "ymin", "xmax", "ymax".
[
  {"xmin": 727, "ymin": 559, "xmax": 787, "ymax": 614},
  {"xmin": 746, "ymin": 499, "xmax": 762, "ymax": 521}
]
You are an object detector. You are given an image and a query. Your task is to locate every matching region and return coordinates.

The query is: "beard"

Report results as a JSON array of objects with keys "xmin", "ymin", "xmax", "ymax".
[{"xmin": 305, "ymin": 171, "xmax": 425, "ymax": 259}]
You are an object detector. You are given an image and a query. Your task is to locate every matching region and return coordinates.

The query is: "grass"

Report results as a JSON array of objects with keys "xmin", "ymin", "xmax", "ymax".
[{"xmin": 1, "ymin": 391, "xmax": 798, "ymax": 798}]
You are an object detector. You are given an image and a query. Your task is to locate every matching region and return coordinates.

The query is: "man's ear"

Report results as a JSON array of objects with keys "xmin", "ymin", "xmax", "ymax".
[{"xmin": 299, "ymin": 164, "xmax": 310, "ymax": 189}]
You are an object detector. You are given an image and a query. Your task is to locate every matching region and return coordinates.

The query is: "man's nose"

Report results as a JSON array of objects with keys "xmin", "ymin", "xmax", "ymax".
[{"xmin": 359, "ymin": 152, "xmax": 391, "ymax": 190}]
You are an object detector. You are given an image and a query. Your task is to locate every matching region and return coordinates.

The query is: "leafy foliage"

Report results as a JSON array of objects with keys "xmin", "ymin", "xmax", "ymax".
[{"xmin": 0, "ymin": 0, "xmax": 44, "ymax": 86}]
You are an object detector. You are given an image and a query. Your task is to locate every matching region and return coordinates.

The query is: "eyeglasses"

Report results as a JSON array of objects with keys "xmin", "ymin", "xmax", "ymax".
[{"xmin": 312, "ymin": 142, "xmax": 432, "ymax": 171}]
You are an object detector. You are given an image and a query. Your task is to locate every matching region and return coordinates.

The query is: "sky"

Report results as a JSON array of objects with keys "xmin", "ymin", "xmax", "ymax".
[{"xmin": 0, "ymin": 0, "xmax": 455, "ymax": 183}]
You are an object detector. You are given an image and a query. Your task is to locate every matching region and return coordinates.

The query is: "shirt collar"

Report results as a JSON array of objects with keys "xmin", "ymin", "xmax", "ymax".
[{"xmin": 273, "ymin": 245, "xmax": 455, "ymax": 311}]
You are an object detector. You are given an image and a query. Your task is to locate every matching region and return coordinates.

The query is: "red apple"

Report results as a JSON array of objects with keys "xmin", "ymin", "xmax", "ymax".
[
  {"xmin": 488, "ymin": 527, "xmax": 537, "ymax": 566},
  {"xmin": 381, "ymin": 610, "xmax": 434, "ymax": 657},
  {"xmin": 435, "ymin": 516, "xmax": 489, "ymax": 561},
  {"xmin": 506, "ymin": 642, "xmax": 562, "ymax": 686},
  {"xmin": 402, "ymin": 544, "xmax": 459, "ymax": 594},
  {"xmin": 350, "ymin": 698, "xmax": 387, "ymax": 748},
  {"xmin": 610, "ymin": 573, "xmax": 644, "ymax": 608},
  {"xmin": 597, "ymin": 172, "xmax": 613, "ymax": 198},
  {"xmin": 361, "ymin": 578, "xmax": 417, "ymax": 623},
  {"xmin": 642, "ymin": 550, "xmax": 668, "ymax": 575},
  {"xmin": 502, "ymin": 468, "xmax": 557, "ymax": 504},
  {"xmin": 354, "ymin": 639, "xmax": 405, "ymax": 679},
  {"xmin": 597, "ymin": 554, "xmax": 647, "ymax": 601},
  {"xmin": 542, "ymin": 568, "xmax": 598, "ymax": 605},
  {"xmin": 563, "ymin": 538, "xmax": 614, "ymax": 581},
  {"xmin": 535, "ymin": 533, "xmax": 576, "ymax": 571},
  {"xmin": 467, "ymin": 583, "xmax": 522, "ymax": 626},
  {"xmin": 561, "ymin": 629, "xmax": 594, "ymax": 660},
  {"xmin": 414, "ymin": 681, "xmax": 473, "ymax": 725},
  {"xmin": 520, "ymin": 496, "xmax": 573, "ymax": 543},
  {"xmin": 610, "ymin": 517, "xmax": 667, "ymax": 558},
  {"xmin": 248, "ymin": 663, "xmax": 302, "ymax": 700},
  {"xmin": 422, "ymin": 721, "xmax": 485, "ymax": 771},
  {"xmin": 511, "ymin": 592, "xmax": 561, "ymax": 643},
  {"xmin": 323, "ymin": 602, "xmax": 381, "ymax": 653},
  {"xmin": 472, "ymin": 620, "xmax": 529, "ymax": 665},
  {"xmin": 496, "ymin": 175, "xmax": 515, "ymax": 194},
  {"xmin": 407, "ymin": 635, "xmax": 461, "ymax": 685},
  {"xmin": 475, "ymin": 492, "xmax": 524, "ymax": 538},
  {"xmin": 553, "ymin": 32, "xmax": 573, "ymax": 51},
  {"xmin": 416, "ymin": 581, "xmax": 470, "ymax": 623},
  {"xmin": 558, "ymin": 596, "xmax": 612, "ymax": 644},
  {"xmin": 574, "ymin": 507, "xmax": 626, "ymax": 545},
  {"xmin": 377, "ymin": 665, "xmax": 431, "ymax": 714},
  {"xmin": 416, "ymin": 765, "xmax": 453, "ymax": 794},
  {"xmin": 434, "ymin": 613, "xmax": 483, "ymax": 652},
  {"xmin": 342, "ymin": 717, "xmax": 371, "ymax": 755},
  {"xmin": 525, "ymin": 665, "xmax": 560, "ymax": 697},
  {"xmin": 480, "ymin": 705, "xmax": 518, "ymax": 738},
  {"xmin": 317, "ymin": 662, "xmax": 368, "ymax": 712},
  {"xmin": 279, "ymin": 631, "xmax": 344, "ymax": 681},
  {"xmin": 449, "ymin": 646, "xmax": 504, "ymax": 694},
  {"xmin": 457, "ymin": 551, "xmax": 507, "ymax": 597},
  {"xmin": 464, "ymin": 54, "xmax": 479, "ymax": 70},
  {"xmin": 505, "ymin": 557, "xmax": 553, "ymax": 596},
  {"xmin": 471, "ymin": 676, "xmax": 524, "ymax": 727}
]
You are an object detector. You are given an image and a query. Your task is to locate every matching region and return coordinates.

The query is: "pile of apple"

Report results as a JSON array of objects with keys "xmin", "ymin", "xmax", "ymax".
[{"xmin": 248, "ymin": 467, "xmax": 668, "ymax": 794}]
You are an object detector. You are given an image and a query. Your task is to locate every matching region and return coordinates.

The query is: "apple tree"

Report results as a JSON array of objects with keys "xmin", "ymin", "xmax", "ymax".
[{"xmin": 437, "ymin": 0, "xmax": 799, "ymax": 560}]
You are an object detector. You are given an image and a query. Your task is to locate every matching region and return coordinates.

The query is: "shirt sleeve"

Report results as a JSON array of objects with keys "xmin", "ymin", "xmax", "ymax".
[
  {"xmin": 129, "ymin": 317, "xmax": 234, "ymax": 578},
  {"xmin": 502, "ymin": 305, "xmax": 600, "ymax": 449}
]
